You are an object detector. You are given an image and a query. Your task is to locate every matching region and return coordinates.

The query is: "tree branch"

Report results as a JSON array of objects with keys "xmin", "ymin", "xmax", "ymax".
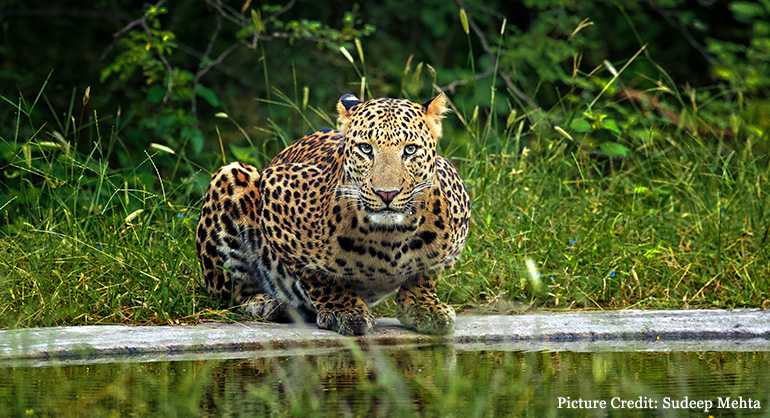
[
  {"xmin": 646, "ymin": 0, "xmax": 715, "ymax": 65},
  {"xmin": 440, "ymin": 68, "xmax": 494, "ymax": 93},
  {"xmin": 618, "ymin": 87, "xmax": 733, "ymax": 139}
]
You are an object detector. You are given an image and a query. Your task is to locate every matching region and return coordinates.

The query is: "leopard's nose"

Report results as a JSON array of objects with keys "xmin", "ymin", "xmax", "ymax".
[{"xmin": 373, "ymin": 188, "xmax": 400, "ymax": 205}]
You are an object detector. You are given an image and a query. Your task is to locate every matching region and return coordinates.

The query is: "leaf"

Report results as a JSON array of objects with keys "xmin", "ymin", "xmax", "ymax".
[
  {"xmin": 195, "ymin": 84, "xmax": 220, "ymax": 107},
  {"xmin": 250, "ymin": 9, "xmax": 265, "ymax": 34},
  {"xmin": 35, "ymin": 141, "xmax": 61, "ymax": 150},
  {"xmin": 339, "ymin": 46, "xmax": 355, "ymax": 65},
  {"xmin": 602, "ymin": 118, "xmax": 621, "ymax": 135},
  {"xmin": 125, "ymin": 209, "xmax": 144, "ymax": 224},
  {"xmin": 354, "ymin": 38, "xmax": 365, "ymax": 64},
  {"xmin": 730, "ymin": 2, "xmax": 766, "ymax": 22},
  {"xmin": 147, "ymin": 86, "xmax": 165, "ymax": 104},
  {"xmin": 241, "ymin": 0, "xmax": 252, "ymax": 13},
  {"xmin": 506, "ymin": 109, "xmax": 517, "ymax": 128},
  {"xmin": 599, "ymin": 141, "xmax": 631, "ymax": 157},
  {"xmin": 150, "ymin": 143, "xmax": 176, "ymax": 155},
  {"xmin": 525, "ymin": 258, "xmax": 543, "ymax": 294},
  {"xmin": 229, "ymin": 144, "xmax": 259, "ymax": 165},
  {"xmin": 181, "ymin": 126, "xmax": 205, "ymax": 154},
  {"xmin": 459, "ymin": 9, "xmax": 470, "ymax": 35},
  {"xmin": 553, "ymin": 126, "xmax": 574, "ymax": 141},
  {"xmin": 569, "ymin": 117, "xmax": 592, "ymax": 133}
]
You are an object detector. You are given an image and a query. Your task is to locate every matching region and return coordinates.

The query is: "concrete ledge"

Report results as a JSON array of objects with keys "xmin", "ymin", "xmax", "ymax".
[{"xmin": 1, "ymin": 309, "xmax": 769, "ymax": 366}]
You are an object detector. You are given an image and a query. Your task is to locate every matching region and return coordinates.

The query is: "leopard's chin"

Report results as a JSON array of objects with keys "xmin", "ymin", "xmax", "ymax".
[{"xmin": 366, "ymin": 209, "xmax": 408, "ymax": 226}]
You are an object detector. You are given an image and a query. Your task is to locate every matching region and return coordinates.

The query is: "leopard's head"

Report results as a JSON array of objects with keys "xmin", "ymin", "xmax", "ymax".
[{"xmin": 336, "ymin": 94, "xmax": 448, "ymax": 225}]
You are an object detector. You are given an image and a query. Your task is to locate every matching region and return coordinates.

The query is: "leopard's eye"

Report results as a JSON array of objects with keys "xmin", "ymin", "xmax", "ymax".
[
  {"xmin": 403, "ymin": 144, "xmax": 418, "ymax": 156},
  {"xmin": 357, "ymin": 143, "xmax": 373, "ymax": 155}
]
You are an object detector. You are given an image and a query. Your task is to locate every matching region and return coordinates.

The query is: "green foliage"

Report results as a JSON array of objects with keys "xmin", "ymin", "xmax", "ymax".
[
  {"xmin": 96, "ymin": 2, "xmax": 374, "ymax": 166},
  {"xmin": 100, "ymin": 4, "xmax": 176, "ymax": 84},
  {"xmin": 237, "ymin": 7, "xmax": 375, "ymax": 46},
  {"xmin": 1, "ymin": 1, "xmax": 769, "ymax": 327},
  {"xmin": 504, "ymin": 3, "xmax": 586, "ymax": 87},
  {"xmin": 100, "ymin": 4, "xmax": 208, "ymax": 158},
  {"xmin": 708, "ymin": 1, "xmax": 770, "ymax": 94}
]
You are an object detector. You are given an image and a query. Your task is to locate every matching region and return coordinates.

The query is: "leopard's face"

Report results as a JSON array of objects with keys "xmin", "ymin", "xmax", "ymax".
[{"xmin": 336, "ymin": 95, "xmax": 447, "ymax": 225}]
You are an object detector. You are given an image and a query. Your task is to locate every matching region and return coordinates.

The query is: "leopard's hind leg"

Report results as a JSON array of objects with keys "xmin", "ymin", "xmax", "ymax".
[{"xmin": 196, "ymin": 162, "xmax": 289, "ymax": 322}]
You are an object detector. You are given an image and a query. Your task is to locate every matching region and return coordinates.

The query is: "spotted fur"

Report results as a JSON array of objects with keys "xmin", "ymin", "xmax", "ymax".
[{"xmin": 196, "ymin": 94, "xmax": 471, "ymax": 335}]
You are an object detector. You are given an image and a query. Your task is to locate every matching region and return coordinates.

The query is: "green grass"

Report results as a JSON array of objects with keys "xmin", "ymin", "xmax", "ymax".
[
  {"xmin": 1, "ymin": 90, "xmax": 768, "ymax": 328},
  {"xmin": 456, "ymin": 134, "xmax": 770, "ymax": 311}
]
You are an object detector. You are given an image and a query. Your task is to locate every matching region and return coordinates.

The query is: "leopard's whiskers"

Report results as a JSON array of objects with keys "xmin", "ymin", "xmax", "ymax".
[{"xmin": 411, "ymin": 181, "xmax": 433, "ymax": 196}]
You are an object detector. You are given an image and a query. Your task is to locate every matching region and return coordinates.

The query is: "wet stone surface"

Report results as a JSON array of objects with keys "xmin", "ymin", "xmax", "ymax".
[{"xmin": 1, "ymin": 309, "xmax": 769, "ymax": 365}]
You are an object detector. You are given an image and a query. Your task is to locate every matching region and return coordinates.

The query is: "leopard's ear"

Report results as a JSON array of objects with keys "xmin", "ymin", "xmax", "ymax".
[
  {"xmin": 336, "ymin": 93, "xmax": 361, "ymax": 133},
  {"xmin": 422, "ymin": 92, "xmax": 449, "ymax": 139}
]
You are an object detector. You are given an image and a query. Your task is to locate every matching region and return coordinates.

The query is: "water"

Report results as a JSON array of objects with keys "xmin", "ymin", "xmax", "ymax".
[{"xmin": 1, "ymin": 347, "xmax": 768, "ymax": 417}]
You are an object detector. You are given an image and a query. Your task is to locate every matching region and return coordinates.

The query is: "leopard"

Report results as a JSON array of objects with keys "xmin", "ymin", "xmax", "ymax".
[{"xmin": 195, "ymin": 93, "xmax": 471, "ymax": 336}]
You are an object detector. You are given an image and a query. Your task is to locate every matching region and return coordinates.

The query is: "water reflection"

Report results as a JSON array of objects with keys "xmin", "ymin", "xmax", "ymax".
[{"xmin": 1, "ymin": 348, "xmax": 768, "ymax": 417}]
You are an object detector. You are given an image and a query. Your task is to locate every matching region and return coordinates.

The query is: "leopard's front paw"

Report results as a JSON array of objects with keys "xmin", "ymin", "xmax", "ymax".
[
  {"xmin": 316, "ymin": 308, "xmax": 375, "ymax": 336},
  {"xmin": 397, "ymin": 302, "xmax": 456, "ymax": 335}
]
